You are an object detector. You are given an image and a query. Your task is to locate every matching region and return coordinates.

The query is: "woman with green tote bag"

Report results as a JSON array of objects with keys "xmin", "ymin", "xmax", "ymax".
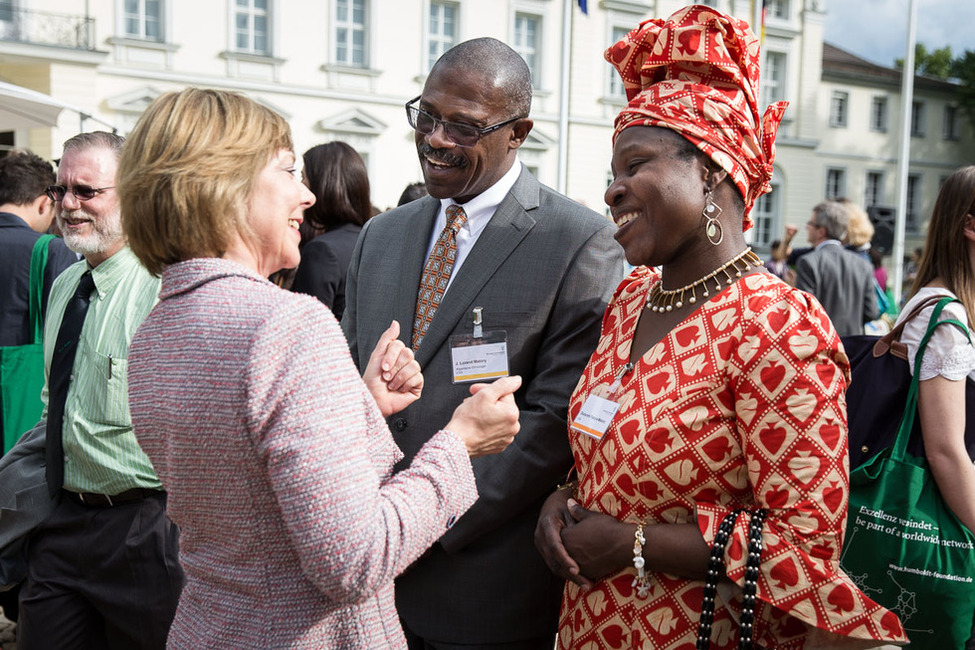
[{"xmin": 843, "ymin": 165, "xmax": 975, "ymax": 649}]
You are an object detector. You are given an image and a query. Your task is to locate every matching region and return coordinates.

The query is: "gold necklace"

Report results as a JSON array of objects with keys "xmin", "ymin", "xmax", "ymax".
[{"xmin": 645, "ymin": 248, "xmax": 763, "ymax": 313}]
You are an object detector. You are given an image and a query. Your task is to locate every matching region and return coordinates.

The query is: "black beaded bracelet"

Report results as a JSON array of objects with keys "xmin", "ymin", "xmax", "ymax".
[{"xmin": 696, "ymin": 508, "xmax": 767, "ymax": 650}]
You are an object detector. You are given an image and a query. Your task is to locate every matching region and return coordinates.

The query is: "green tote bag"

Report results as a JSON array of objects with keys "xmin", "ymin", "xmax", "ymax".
[
  {"xmin": 841, "ymin": 297, "xmax": 975, "ymax": 649},
  {"xmin": 0, "ymin": 234, "xmax": 54, "ymax": 454}
]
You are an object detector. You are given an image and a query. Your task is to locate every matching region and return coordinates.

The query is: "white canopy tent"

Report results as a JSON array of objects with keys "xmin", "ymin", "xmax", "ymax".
[{"xmin": 0, "ymin": 80, "xmax": 117, "ymax": 132}]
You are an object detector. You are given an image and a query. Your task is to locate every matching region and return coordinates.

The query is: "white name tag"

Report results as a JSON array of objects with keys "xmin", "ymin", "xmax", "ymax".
[
  {"xmin": 450, "ymin": 331, "xmax": 509, "ymax": 383},
  {"xmin": 570, "ymin": 394, "xmax": 620, "ymax": 440}
]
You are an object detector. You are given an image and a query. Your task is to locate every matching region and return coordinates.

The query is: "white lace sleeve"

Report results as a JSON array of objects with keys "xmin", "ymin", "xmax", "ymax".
[{"xmin": 900, "ymin": 299, "xmax": 975, "ymax": 381}]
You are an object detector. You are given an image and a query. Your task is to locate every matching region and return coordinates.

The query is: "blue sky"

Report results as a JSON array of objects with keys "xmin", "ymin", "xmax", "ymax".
[{"xmin": 824, "ymin": 0, "xmax": 975, "ymax": 68}]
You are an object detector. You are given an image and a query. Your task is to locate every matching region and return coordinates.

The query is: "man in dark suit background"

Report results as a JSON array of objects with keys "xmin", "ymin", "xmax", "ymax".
[
  {"xmin": 0, "ymin": 150, "xmax": 76, "ymax": 629},
  {"xmin": 342, "ymin": 38, "xmax": 624, "ymax": 649},
  {"xmin": 0, "ymin": 151, "xmax": 77, "ymax": 348},
  {"xmin": 796, "ymin": 199, "xmax": 879, "ymax": 336}
]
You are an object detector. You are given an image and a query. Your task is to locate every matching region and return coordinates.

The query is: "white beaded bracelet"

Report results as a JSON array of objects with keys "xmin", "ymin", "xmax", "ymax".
[{"xmin": 632, "ymin": 523, "xmax": 650, "ymax": 598}]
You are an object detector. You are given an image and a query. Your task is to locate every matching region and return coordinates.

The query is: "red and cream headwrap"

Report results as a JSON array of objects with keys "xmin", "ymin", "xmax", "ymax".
[{"xmin": 605, "ymin": 4, "xmax": 788, "ymax": 230}]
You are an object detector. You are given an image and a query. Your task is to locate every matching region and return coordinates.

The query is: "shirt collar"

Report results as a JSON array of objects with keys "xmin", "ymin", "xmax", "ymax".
[
  {"xmin": 815, "ymin": 238, "xmax": 842, "ymax": 250},
  {"xmin": 440, "ymin": 159, "xmax": 522, "ymax": 234},
  {"xmin": 88, "ymin": 246, "xmax": 141, "ymax": 298}
]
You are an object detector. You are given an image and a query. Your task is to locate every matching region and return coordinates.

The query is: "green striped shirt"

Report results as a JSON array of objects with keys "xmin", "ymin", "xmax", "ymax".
[{"xmin": 42, "ymin": 246, "xmax": 162, "ymax": 493}]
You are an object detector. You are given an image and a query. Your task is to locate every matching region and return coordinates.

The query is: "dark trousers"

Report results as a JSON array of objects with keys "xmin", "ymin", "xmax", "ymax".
[
  {"xmin": 18, "ymin": 491, "xmax": 183, "ymax": 650},
  {"xmin": 0, "ymin": 583, "xmax": 19, "ymax": 622},
  {"xmin": 403, "ymin": 623, "xmax": 555, "ymax": 650}
]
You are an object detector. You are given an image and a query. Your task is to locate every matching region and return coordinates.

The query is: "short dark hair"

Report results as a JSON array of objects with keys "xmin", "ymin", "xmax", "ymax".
[
  {"xmin": 0, "ymin": 150, "xmax": 56, "ymax": 206},
  {"xmin": 433, "ymin": 37, "xmax": 532, "ymax": 118},
  {"xmin": 302, "ymin": 141, "xmax": 372, "ymax": 235},
  {"xmin": 397, "ymin": 182, "xmax": 428, "ymax": 207}
]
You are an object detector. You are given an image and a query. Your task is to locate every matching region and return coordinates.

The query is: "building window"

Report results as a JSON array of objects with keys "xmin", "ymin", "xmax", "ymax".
[
  {"xmin": 865, "ymin": 171, "xmax": 883, "ymax": 207},
  {"xmin": 869, "ymin": 96, "xmax": 887, "ymax": 132},
  {"xmin": 829, "ymin": 91, "xmax": 848, "ymax": 127},
  {"xmin": 762, "ymin": 51, "xmax": 786, "ymax": 107},
  {"xmin": 514, "ymin": 13, "xmax": 541, "ymax": 88},
  {"xmin": 426, "ymin": 1, "xmax": 456, "ymax": 72},
  {"xmin": 944, "ymin": 104, "xmax": 960, "ymax": 140},
  {"xmin": 767, "ymin": 0, "xmax": 789, "ymax": 19},
  {"xmin": 335, "ymin": 0, "xmax": 367, "ymax": 67},
  {"xmin": 233, "ymin": 0, "xmax": 269, "ymax": 55},
  {"xmin": 124, "ymin": 0, "xmax": 163, "ymax": 41},
  {"xmin": 910, "ymin": 100, "xmax": 925, "ymax": 136},
  {"xmin": 607, "ymin": 25, "xmax": 629, "ymax": 98},
  {"xmin": 752, "ymin": 182, "xmax": 779, "ymax": 248},
  {"xmin": 906, "ymin": 174, "xmax": 920, "ymax": 231},
  {"xmin": 825, "ymin": 168, "xmax": 845, "ymax": 199}
]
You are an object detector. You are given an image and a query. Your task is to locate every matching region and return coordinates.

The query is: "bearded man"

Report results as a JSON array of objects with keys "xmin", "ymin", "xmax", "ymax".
[{"xmin": 17, "ymin": 131, "xmax": 183, "ymax": 650}]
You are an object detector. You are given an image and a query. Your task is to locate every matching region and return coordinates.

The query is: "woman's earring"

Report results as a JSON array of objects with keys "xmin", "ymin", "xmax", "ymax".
[{"xmin": 704, "ymin": 190, "xmax": 723, "ymax": 246}]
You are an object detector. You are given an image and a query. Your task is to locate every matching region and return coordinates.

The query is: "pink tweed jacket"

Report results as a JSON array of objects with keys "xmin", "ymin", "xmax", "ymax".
[{"xmin": 128, "ymin": 258, "xmax": 477, "ymax": 649}]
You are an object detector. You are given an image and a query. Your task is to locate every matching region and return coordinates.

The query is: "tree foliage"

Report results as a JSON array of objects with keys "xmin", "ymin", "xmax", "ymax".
[
  {"xmin": 952, "ymin": 50, "xmax": 975, "ymax": 130},
  {"xmin": 896, "ymin": 43, "xmax": 975, "ymax": 130},
  {"xmin": 895, "ymin": 43, "xmax": 955, "ymax": 79}
]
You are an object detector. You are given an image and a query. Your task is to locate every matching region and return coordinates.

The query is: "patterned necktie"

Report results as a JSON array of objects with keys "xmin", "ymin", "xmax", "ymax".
[
  {"xmin": 413, "ymin": 204, "xmax": 468, "ymax": 350},
  {"xmin": 46, "ymin": 271, "xmax": 96, "ymax": 497}
]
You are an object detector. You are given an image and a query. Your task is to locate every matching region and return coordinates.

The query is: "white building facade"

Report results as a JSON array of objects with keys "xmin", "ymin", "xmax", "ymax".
[{"xmin": 0, "ymin": 0, "xmax": 970, "ymax": 254}]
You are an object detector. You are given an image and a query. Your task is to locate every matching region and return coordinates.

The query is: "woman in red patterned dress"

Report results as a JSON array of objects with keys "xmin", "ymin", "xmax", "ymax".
[{"xmin": 535, "ymin": 6, "xmax": 907, "ymax": 649}]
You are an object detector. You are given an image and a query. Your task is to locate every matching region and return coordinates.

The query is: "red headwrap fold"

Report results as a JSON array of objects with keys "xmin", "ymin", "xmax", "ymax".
[{"xmin": 605, "ymin": 4, "xmax": 787, "ymax": 230}]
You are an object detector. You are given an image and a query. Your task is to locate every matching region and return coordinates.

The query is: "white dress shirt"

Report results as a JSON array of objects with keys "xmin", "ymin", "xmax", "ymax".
[{"xmin": 423, "ymin": 160, "xmax": 522, "ymax": 294}]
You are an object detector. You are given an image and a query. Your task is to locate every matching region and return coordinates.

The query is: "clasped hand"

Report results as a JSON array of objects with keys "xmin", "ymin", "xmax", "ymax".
[
  {"xmin": 534, "ymin": 489, "xmax": 634, "ymax": 588},
  {"xmin": 363, "ymin": 321, "xmax": 522, "ymax": 457},
  {"xmin": 363, "ymin": 320, "xmax": 423, "ymax": 417}
]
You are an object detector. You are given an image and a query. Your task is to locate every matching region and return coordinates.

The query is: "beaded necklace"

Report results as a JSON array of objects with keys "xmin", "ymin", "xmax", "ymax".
[{"xmin": 645, "ymin": 248, "xmax": 763, "ymax": 313}]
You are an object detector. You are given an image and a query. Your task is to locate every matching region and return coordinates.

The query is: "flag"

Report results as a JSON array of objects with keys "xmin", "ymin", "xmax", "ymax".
[
  {"xmin": 760, "ymin": 0, "xmax": 768, "ymax": 42},
  {"xmin": 578, "ymin": 0, "xmax": 588, "ymax": 14}
]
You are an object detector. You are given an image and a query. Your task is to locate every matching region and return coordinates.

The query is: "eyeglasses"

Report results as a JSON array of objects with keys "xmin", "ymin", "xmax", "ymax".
[
  {"xmin": 45, "ymin": 184, "xmax": 114, "ymax": 202},
  {"xmin": 405, "ymin": 96, "xmax": 524, "ymax": 148}
]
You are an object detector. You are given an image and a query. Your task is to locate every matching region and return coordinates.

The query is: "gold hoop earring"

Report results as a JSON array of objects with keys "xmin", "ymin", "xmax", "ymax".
[{"xmin": 704, "ymin": 190, "xmax": 723, "ymax": 246}]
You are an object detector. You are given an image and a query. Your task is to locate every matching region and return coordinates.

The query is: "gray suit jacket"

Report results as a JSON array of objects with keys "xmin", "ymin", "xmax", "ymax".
[
  {"xmin": 0, "ymin": 420, "xmax": 51, "ymax": 590},
  {"xmin": 342, "ymin": 166, "xmax": 624, "ymax": 642},
  {"xmin": 795, "ymin": 242, "xmax": 879, "ymax": 337}
]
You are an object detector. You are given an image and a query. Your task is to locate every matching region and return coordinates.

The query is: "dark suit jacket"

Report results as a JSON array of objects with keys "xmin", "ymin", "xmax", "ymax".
[
  {"xmin": 342, "ymin": 167, "xmax": 624, "ymax": 643},
  {"xmin": 0, "ymin": 212, "xmax": 77, "ymax": 347},
  {"xmin": 795, "ymin": 241, "xmax": 879, "ymax": 337},
  {"xmin": 291, "ymin": 222, "xmax": 362, "ymax": 321}
]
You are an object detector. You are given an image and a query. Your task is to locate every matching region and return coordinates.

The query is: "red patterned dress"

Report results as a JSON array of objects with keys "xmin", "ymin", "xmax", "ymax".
[{"xmin": 559, "ymin": 268, "xmax": 907, "ymax": 649}]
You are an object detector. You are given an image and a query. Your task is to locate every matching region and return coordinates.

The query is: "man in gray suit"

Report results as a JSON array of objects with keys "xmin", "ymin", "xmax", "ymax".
[
  {"xmin": 342, "ymin": 38, "xmax": 623, "ymax": 649},
  {"xmin": 795, "ymin": 199, "xmax": 879, "ymax": 336}
]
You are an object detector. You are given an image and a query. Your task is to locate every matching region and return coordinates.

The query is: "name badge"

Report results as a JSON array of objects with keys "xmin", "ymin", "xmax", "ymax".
[
  {"xmin": 569, "ymin": 361, "xmax": 634, "ymax": 440},
  {"xmin": 570, "ymin": 394, "xmax": 620, "ymax": 440},
  {"xmin": 449, "ymin": 307, "xmax": 510, "ymax": 383}
]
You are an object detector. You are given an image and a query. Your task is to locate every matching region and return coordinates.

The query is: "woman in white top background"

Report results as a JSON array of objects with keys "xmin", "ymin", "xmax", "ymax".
[{"xmin": 896, "ymin": 164, "xmax": 975, "ymax": 534}]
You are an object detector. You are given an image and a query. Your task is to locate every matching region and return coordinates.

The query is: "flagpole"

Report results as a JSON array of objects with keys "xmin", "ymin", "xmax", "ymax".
[
  {"xmin": 556, "ymin": 0, "xmax": 575, "ymax": 194},
  {"xmin": 892, "ymin": 0, "xmax": 918, "ymax": 306}
]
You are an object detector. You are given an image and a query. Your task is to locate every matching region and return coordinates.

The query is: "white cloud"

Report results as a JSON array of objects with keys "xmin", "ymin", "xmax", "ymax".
[{"xmin": 825, "ymin": 0, "xmax": 975, "ymax": 68}]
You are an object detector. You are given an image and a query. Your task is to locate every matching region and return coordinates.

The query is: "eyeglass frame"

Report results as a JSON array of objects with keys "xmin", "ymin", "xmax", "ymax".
[
  {"xmin": 45, "ymin": 184, "xmax": 115, "ymax": 202},
  {"xmin": 405, "ymin": 96, "xmax": 525, "ymax": 148}
]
